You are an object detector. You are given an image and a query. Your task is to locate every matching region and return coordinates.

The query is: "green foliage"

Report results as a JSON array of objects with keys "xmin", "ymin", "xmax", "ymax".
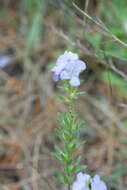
[
  {"xmin": 101, "ymin": 71, "xmax": 127, "ymax": 96},
  {"xmin": 102, "ymin": 0, "xmax": 127, "ymax": 28},
  {"xmin": 87, "ymin": 34, "xmax": 102, "ymax": 50},
  {"xmin": 24, "ymin": 0, "xmax": 46, "ymax": 50},
  {"xmin": 54, "ymin": 82, "xmax": 86, "ymax": 186},
  {"xmin": 63, "ymin": 0, "xmax": 73, "ymax": 7},
  {"xmin": 0, "ymin": 0, "xmax": 46, "ymax": 51},
  {"xmin": 58, "ymin": 82, "xmax": 86, "ymax": 102},
  {"xmin": 106, "ymin": 168, "xmax": 127, "ymax": 182},
  {"xmin": 123, "ymin": 119, "xmax": 127, "ymax": 127},
  {"xmin": 82, "ymin": 0, "xmax": 127, "ymax": 104},
  {"xmin": 23, "ymin": 0, "xmax": 37, "ymax": 16}
]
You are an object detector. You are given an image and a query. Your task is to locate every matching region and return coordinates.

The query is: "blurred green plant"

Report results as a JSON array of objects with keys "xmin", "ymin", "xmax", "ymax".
[
  {"xmin": 101, "ymin": 71, "xmax": 127, "ymax": 96},
  {"xmin": 0, "ymin": 0, "xmax": 46, "ymax": 51},
  {"xmin": 23, "ymin": 0, "xmax": 46, "ymax": 51},
  {"xmin": 54, "ymin": 82, "xmax": 87, "ymax": 190},
  {"xmin": 106, "ymin": 168, "xmax": 127, "ymax": 182},
  {"xmin": 80, "ymin": 0, "xmax": 127, "ymax": 100},
  {"xmin": 86, "ymin": 33, "xmax": 102, "ymax": 50}
]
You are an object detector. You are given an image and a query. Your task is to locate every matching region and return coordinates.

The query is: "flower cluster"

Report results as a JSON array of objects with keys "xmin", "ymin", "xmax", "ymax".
[
  {"xmin": 51, "ymin": 51, "xmax": 86, "ymax": 86},
  {"xmin": 72, "ymin": 172, "xmax": 107, "ymax": 190}
]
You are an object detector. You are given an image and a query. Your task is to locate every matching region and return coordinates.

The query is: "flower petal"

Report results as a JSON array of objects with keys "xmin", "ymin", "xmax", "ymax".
[
  {"xmin": 91, "ymin": 175, "xmax": 107, "ymax": 190},
  {"xmin": 75, "ymin": 60, "xmax": 87, "ymax": 71},
  {"xmin": 52, "ymin": 74, "xmax": 60, "ymax": 82},
  {"xmin": 60, "ymin": 70, "xmax": 70, "ymax": 80},
  {"xmin": 0, "ymin": 55, "xmax": 10, "ymax": 68},
  {"xmin": 70, "ymin": 77, "xmax": 80, "ymax": 86},
  {"xmin": 72, "ymin": 172, "xmax": 91, "ymax": 190}
]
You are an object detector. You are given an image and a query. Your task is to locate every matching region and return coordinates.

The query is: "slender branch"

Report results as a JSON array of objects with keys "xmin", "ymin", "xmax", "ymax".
[{"xmin": 73, "ymin": 2, "xmax": 127, "ymax": 49}]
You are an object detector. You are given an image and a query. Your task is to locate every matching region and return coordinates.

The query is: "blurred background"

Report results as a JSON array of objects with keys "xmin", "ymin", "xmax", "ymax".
[{"xmin": 0, "ymin": 0, "xmax": 127, "ymax": 189}]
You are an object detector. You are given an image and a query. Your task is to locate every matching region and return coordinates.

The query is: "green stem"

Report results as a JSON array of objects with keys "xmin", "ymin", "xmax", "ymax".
[{"xmin": 68, "ymin": 184, "xmax": 71, "ymax": 190}]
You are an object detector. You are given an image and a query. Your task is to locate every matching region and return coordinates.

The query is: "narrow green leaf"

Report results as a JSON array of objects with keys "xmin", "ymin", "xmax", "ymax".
[
  {"xmin": 58, "ymin": 95, "xmax": 70, "ymax": 103},
  {"xmin": 75, "ymin": 165, "xmax": 87, "ymax": 174},
  {"xmin": 75, "ymin": 156, "xmax": 82, "ymax": 166}
]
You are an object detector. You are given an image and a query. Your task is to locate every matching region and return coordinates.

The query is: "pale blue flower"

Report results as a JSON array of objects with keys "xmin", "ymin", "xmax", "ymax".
[
  {"xmin": 51, "ymin": 51, "xmax": 86, "ymax": 86},
  {"xmin": 0, "ymin": 55, "xmax": 10, "ymax": 68},
  {"xmin": 72, "ymin": 173, "xmax": 107, "ymax": 190},
  {"xmin": 52, "ymin": 74, "xmax": 60, "ymax": 82},
  {"xmin": 91, "ymin": 175, "xmax": 107, "ymax": 190},
  {"xmin": 51, "ymin": 51, "xmax": 78, "ymax": 76},
  {"xmin": 72, "ymin": 172, "xmax": 91, "ymax": 190}
]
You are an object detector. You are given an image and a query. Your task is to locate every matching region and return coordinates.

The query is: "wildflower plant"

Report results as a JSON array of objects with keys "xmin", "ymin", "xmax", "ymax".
[{"xmin": 51, "ymin": 51, "xmax": 107, "ymax": 190}]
